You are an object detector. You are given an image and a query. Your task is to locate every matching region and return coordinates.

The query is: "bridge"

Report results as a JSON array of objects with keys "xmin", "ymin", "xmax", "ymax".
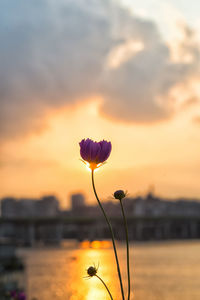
[{"xmin": 0, "ymin": 216, "xmax": 200, "ymax": 246}]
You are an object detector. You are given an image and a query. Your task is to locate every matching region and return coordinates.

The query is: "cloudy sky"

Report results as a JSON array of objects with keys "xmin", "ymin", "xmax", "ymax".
[{"xmin": 0, "ymin": 0, "xmax": 200, "ymax": 206}]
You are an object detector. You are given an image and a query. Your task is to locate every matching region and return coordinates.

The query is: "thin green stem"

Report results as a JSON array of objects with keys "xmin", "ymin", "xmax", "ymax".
[
  {"xmin": 91, "ymin": 170, "xmax": 125, "ymax": 300},
  {"xmin": 120, "ymin": 199, "xmax": 131, "ymax": 300},
  {"xmin": 95, "ymin": 274, "xmax": 114, "ymax": 300}
]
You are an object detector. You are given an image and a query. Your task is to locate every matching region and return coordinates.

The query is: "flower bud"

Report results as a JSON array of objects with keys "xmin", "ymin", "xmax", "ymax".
[
  {"xmin": 87, "ymin": 266, "xmax": 97, "ymax": 277},
  {"xmin": 113, "ymin": 190, "xmax": 126, "ymax": 200}
]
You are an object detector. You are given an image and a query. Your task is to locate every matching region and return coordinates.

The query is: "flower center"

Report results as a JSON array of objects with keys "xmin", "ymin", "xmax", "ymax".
[{"xmin": 89, "ymin": 162, "xmax": 98, "ymax": 170}]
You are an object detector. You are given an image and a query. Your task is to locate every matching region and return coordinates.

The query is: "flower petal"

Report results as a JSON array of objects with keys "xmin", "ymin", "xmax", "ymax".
[
  {"xmin": 79, "ymin": 138, "xmax": 111, "ymax": 165},
  {"xmin": 98, "ymin": 140, "xmax": 112, "ymax": 162}
]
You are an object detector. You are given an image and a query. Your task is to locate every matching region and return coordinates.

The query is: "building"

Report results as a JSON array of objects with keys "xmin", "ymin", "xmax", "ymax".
[
  {"xmin": 1, "ymin": 198, "xmax": 18, "ymax": 218},
  {"xmin": 71, "ymin": 193, "xmax": 85, "ymax": 211},
  {"xmin": 1, "ymin": 196, "xmax": 59, "ymax": 218}
]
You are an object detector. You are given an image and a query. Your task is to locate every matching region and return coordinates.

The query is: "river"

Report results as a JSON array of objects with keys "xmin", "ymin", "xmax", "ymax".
[{"xmin": 18, "ymin": 240, "xmax": 200, "ymax": 300}]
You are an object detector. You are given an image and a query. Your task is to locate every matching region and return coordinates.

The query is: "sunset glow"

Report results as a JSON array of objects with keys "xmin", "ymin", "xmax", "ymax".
[
  {"xmin": 1, "ymin": 96, "xmax": 200, "ymax": 206},
  {"xmin": 0, "ymin": 0, "xmax": 200, "ymax": 207}
]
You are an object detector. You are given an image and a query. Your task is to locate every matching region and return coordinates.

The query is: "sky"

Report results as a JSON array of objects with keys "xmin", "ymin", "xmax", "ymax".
[{"xmin": 0, "ymin": 0, "xmax": 200, "ymax": 207}]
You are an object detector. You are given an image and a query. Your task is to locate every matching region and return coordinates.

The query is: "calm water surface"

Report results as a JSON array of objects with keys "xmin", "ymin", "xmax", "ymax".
[{"xmin": 19, "ymin": 240, "xmax": 200, "ymax": 300}]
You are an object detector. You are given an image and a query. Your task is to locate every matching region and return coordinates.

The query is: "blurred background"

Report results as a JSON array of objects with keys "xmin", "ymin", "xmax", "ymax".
[{"xmin": 0, "ymin": 0, "xmax": 200, "ymax": 299}]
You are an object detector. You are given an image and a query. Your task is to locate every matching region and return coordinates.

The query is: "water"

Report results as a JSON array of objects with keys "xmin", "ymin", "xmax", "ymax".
[{"xmin": 18, "ymin": 240, "xmax": 200, "ymax": 300}]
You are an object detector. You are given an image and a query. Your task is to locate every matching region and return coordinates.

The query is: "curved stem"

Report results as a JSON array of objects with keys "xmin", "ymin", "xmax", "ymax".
[
  {"xmin": 95, "ymin": 274, "xmax": 114, "ymax": 300},
  {"xmin": 91, "ymin": 170, "xmax": 125, "ymax": 300},
  {"xmin": 120, "ymin": 199, "xmax": 131, "ymax": 300}
]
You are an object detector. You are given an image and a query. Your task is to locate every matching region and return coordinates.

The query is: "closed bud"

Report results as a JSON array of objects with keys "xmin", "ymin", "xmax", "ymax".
[
  {"xmin": 87, "ymin": 266, "xmax": 97, "ymax": 277},
  {"xmin": 113, "ymin": 190, "xmax": 126, "ymax": 200}
]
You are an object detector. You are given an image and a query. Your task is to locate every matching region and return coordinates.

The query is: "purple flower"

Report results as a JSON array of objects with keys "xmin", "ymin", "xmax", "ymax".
[
  {"xmin": 79, "ymin": 138, "xmax": 111, "ymax": 169},
  {"xmin": 10, "ymin": 291, "xmax": 17, "ymax": 298},
  {"xmin": 18, "ymin": 292, "xmax": 26, "ymax": 300}
]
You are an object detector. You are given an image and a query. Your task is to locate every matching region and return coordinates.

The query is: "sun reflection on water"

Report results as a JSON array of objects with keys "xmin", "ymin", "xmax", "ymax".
[
  {"xmin": 86, "ymin": 285, "xmax": 108, "ymax": 300},
  {"xmin": 77, "ymin": 243, "xmax": 118, "ymax": 300},
  {"xmin": 80, "ymin": 240, "xmax": 112, "ymax": 249}
]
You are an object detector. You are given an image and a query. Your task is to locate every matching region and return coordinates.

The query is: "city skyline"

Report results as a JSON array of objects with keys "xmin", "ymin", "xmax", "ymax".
[{"xmin": 1, "ymin": 191, "xmax": 200, "ymax": 212}]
